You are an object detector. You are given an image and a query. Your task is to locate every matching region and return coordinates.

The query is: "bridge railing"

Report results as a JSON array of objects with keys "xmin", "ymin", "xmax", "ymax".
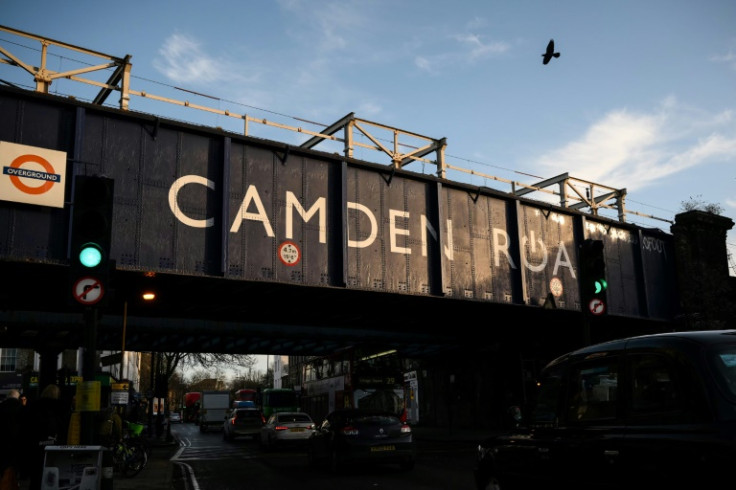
[{"xmin": 0, "ymin": 24, "xmax": 671, "ymax": 226}]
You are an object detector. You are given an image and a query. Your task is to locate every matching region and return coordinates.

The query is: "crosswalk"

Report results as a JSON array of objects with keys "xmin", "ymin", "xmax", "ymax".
[{"xmin": 172, "ymin": 444, "xmax": 260, "ymax": 461}]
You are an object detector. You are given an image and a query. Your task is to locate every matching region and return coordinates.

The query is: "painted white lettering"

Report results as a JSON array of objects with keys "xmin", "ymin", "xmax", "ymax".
[
  {"xmin": 421, "ymin": 215, "xmax": 454, "ymax": 260},
  {"xmin": 493, "ymin": 228, "xmax": 517, "ymax": 269},
  {"xmin": 521, "ymin": 231, "xmax": 547, "ymax": 272},
  {"xmin": 229, "ymin": 184, "xmax": 275, "ymax": 236},
  {"xmin": 444, "ymin": 219, "xmax": 454, "ymax": 261},
  {"xmin": 347, "ymin": 202, "xmax": 377, "ymax": 248},
  {"xmin": 420, "ymin": 215, "xmax": 435, "ymax": 257},
  {"xmin": 389, "ymin": 210, "xmax": 411, "ymax": 254},
  {"xmin": 168, "ymin": 175, "xmax": 215, "ymax": 228},
  {"xmin": 286, "ymin": 192, "xmax": 326, "ymax": 243},
  {"xmin": 552, "ymin": 241, "xmax": 576, "ymax": 279}
]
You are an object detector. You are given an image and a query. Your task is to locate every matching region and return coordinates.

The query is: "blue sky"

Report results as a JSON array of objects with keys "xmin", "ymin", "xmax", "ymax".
[{"xmin": 2, "ymin": 0, "xmax": 735, "ymax": 288}]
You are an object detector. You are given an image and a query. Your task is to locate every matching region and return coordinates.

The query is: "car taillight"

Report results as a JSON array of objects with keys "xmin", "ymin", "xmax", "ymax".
[
  {"xmin": 274, "ymin": 425, "xmax": 289, "ymax": 431},
  {"xmin": 341, "ymin": 425, "xmax": 359, "ymax": 436},
  {"xmin": 400, "ymin": 424, "xmax": 411, "ymax": 434},
  {"xmin": 261, "ymin": 414, "xmax": 266, "ymax": 424},
  {"xmin": 230, "ymin": 418, "xmax": 236, "ymax": 426}
]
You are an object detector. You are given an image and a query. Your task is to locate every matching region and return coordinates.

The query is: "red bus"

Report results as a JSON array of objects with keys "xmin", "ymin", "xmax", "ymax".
[
  {"xmin": 234, "ymin": 388, "xmax": 259, "ymax": 407},
  {"xmin": 183, "ymin": 392, "xmax": 201, "ymax": 423}
]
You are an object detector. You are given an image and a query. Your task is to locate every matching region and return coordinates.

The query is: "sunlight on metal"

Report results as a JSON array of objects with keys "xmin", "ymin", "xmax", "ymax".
[{"xmin": 360, "ymin": 349, "xmax": 397, "ymax": 361}]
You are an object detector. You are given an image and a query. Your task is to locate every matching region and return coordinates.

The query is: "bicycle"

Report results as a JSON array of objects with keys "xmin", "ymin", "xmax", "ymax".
[
  {"xmin": 104, "ymin": 420, "xmax": 149, "ymax": 478},
  {"xmin": 111, "ymin": 437, "xmax": 148, "ymax": 477}
]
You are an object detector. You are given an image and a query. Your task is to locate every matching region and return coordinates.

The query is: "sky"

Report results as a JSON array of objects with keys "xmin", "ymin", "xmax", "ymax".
[{"xmin": 2, "ymin": 3, "xmax": 734, "ymax": 292}]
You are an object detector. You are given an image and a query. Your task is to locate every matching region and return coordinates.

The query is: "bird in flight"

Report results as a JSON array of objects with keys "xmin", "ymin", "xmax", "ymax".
[{"xmin": 542, "ymin": 39, "xmax": 560, "ymax": 65}]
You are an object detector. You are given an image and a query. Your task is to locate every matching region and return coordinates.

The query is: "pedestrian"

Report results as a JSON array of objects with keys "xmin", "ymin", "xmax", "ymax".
[
  {"xmin": 0, "ymin": 389, "xmax": 23, "ymax": 490},
  {"xmin": 21, "ymin": 384, "xmax": 71, "ymax": 490}
]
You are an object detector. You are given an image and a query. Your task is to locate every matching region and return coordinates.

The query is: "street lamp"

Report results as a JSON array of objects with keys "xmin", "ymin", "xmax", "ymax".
[{"xmin": 120, "ymin": 290, "xmax": 157, "ymax": 381}]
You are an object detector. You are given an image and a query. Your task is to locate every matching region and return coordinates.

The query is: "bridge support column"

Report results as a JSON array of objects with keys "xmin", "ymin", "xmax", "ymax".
[
  {"xmin": 38, "ymin": 348, "xmax": 62, "ymax": 392},
  {"xmin": 671, "ymin": 210, "xmax": 735, "ymax": 329}
]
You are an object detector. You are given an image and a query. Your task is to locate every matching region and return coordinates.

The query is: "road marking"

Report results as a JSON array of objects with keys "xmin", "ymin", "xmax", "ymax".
[{"xmin": 174, "ymin": 461, "xmax": 201, "ymax": 490}]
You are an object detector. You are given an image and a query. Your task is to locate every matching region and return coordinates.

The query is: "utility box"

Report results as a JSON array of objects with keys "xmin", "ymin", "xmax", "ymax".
[{"xmin": 41, "ymin": 445, "xmax": 104, "ymax": 490}]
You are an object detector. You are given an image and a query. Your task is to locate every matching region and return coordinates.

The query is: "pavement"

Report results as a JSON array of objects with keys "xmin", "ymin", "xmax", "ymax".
[{"xmin": 20, "ymin": 425, "xmax": 487, "ymax": 490}]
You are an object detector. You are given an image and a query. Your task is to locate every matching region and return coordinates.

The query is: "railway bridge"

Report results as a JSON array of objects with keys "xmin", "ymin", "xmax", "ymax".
[{"xmin": 0, "ymin": 26, "xmax": 734, "ymax": 422}]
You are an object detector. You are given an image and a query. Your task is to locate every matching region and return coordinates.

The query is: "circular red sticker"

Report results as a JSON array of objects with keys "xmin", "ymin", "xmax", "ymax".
[{"xmin": 278, "ymin": 241, "xmax": 301, "ymax": 266}]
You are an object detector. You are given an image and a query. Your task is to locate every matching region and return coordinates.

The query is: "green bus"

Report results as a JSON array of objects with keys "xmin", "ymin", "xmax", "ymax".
[{"xmin": 261, "ymin": 388, "xmax": 299, "ymax": 418}]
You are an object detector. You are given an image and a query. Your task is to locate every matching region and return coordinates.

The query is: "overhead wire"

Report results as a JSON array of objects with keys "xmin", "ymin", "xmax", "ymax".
[{"xmin": 0, "ymin": 35, "xmax": 711, "ymax": 230}]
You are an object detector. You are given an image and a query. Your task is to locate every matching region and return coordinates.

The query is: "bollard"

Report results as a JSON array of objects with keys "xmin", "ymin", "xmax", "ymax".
[{"xmin": 101, "ymin": 448, "xmax": 113, "ymax": 490}]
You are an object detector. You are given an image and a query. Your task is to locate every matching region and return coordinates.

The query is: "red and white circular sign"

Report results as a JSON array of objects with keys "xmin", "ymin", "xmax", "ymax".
[
  {"xmin": 588, "ymin": 298, "xmax": 606, "ymax": 316},
  {"xmin": 278, "ymin": 241, "xmax": 301, "ymax": 266},
  {"xmin": 73, "ymin": 276, "xmax": 104, "ymax": 305}
]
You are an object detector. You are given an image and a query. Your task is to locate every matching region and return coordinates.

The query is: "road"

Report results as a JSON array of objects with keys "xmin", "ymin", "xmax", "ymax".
[{"xmin": 169, "ymin": 422, "xmax": 479, "ymax": 490}]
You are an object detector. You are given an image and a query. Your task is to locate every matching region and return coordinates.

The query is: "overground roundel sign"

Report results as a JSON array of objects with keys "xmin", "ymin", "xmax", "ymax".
[
  {"xmin": 0, "ymin": 141, "xmax": 67, "ymax": 208},
  {"xmin": 73, "ymin": 276, "xmax": 105, "ymax": 305},
  {"xmin": 278, "ymin": 241, "xmax": 301, "ymax": 266}
]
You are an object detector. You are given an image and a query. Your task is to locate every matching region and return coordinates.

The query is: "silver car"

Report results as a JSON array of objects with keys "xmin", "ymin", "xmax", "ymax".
[{"xmin": 259, "ymin": 411, "xmax": 316, "ymax": 450}]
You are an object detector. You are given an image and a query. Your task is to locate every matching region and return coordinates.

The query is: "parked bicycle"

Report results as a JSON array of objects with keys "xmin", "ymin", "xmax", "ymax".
[
  {"xmin": 109, "ymin": 420, "xmax": 149, "ymax": 477},
  {"xmin": 112, "ymin": 437, "xmax": 148, "ymax": 477}
]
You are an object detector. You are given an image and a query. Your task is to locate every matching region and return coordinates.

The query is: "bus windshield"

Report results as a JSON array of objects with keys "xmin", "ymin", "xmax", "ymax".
[{"xmin": 262, "ymin": 389, "xmax": 298, "ymax": 417}]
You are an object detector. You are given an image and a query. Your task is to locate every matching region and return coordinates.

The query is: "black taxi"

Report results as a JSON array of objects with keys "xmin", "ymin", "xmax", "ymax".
[{"xmin": 474, "ymin": 330, "xmax": 736, "ymax": 489}]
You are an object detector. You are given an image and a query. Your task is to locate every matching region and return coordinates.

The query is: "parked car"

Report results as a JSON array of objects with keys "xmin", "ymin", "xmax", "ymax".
[
  {"xmin": 169, "ymin": 411, "xmax": 182, "ymax": 424},
  {"xmin": 474, "ymin": 329, "xmax": 736, "ymax": 490},
  {"xmin": 259, "ymin": 411, "xmax": 316, "ymax": 450},
  {"xmin": 308, "ymin": 408, "xmax": 415, "ymax": 472},
  {"xmin": 223, "ymin": 403, "xmax": 265, "ymax": 441}
]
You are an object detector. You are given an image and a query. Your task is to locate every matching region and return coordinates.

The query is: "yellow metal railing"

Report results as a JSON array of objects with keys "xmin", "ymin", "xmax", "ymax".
[{"xmin": 0, "ymin": 25, "xmax": 672, "ymax": 225}]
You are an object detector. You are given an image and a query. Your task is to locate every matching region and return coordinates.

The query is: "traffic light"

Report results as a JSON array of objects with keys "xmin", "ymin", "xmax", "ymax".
[
  {"xmin": 579, "ymin": 239, "xmax": 607, "ymax": 315},
  {"xmin": 69, "ymin": 175, "xmax": 114, "ymax": 306}
]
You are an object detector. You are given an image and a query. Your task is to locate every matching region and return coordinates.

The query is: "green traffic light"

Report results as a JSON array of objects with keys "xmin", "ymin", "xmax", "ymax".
[
  {"xmin": 594, "ymin": 279, "xmax": 608, "ymax": 294},
  {"xmin": 79, "ymin": 243, "xmax": 103, "ymax": 268}
]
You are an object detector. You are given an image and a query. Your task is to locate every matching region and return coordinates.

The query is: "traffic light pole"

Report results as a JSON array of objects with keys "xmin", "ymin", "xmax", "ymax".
[{"xmin": 81, "ymin": 306, "xmax": 99, "ymax": 445}]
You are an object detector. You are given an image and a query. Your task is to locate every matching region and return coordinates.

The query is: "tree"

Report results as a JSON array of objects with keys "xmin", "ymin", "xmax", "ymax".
[
  {"xmin": 139, "ymin": 352, "xmax": 256, "ymax": 412},
  {"xmin": 680, "ymin": 195, "xmax": 723, "ymax": 214}
]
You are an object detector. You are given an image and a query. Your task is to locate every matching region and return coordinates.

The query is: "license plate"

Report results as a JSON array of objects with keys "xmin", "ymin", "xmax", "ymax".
[
  {"xmin": 290, "ymin": 427, "xmax": 305, "ymax": 432},
  {"xmin": 370, "ymin": 445, "xmax": 396, "ymax": 452}
]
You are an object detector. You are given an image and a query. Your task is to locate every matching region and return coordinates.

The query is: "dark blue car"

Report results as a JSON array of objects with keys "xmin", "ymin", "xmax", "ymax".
[{"xmin": 308, "ymin": 408, "xmax": 416, "ymax": 472}]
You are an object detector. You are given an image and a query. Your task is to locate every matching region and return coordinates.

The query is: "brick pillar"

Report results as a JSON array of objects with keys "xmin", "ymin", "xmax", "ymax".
[{"xmin": 671, "ymin": 210, "xmax": 735, "ymax": 330}]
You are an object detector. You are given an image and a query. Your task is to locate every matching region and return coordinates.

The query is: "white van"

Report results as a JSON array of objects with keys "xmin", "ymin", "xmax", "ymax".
[{"xmin": 199, "ymin": 390, "xmax": 231, "ymax": 432}]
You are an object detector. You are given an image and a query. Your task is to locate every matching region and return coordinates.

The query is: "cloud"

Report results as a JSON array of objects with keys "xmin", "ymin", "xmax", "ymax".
[
  {"xmin": 452, "ymin": 33, "xmax": 510, "ymax": 61},
  {"xmin": 413, "ymin": 33, "xmax": 509, "ymax": 74},
  {"xmin": 277, "ymin": 0, "xmax": 364, "ymax": 52},
  {"xmin": 357, "ymin": 101, "xmax": 382, "ymax": 117},
  {"xmin": 709, "ymin": 49, "xmax": 736, "ymax": 70},
  {"xmin": 536, "ymin": 99, "xmax": 736, "ymax": 193},
  {"xmin": 414, "ymin": 56, "xmax": 434, "ymax": 73},
  {"xmin": 153, "ymin": 33, "xmax": 228, "ymax": 84}
]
